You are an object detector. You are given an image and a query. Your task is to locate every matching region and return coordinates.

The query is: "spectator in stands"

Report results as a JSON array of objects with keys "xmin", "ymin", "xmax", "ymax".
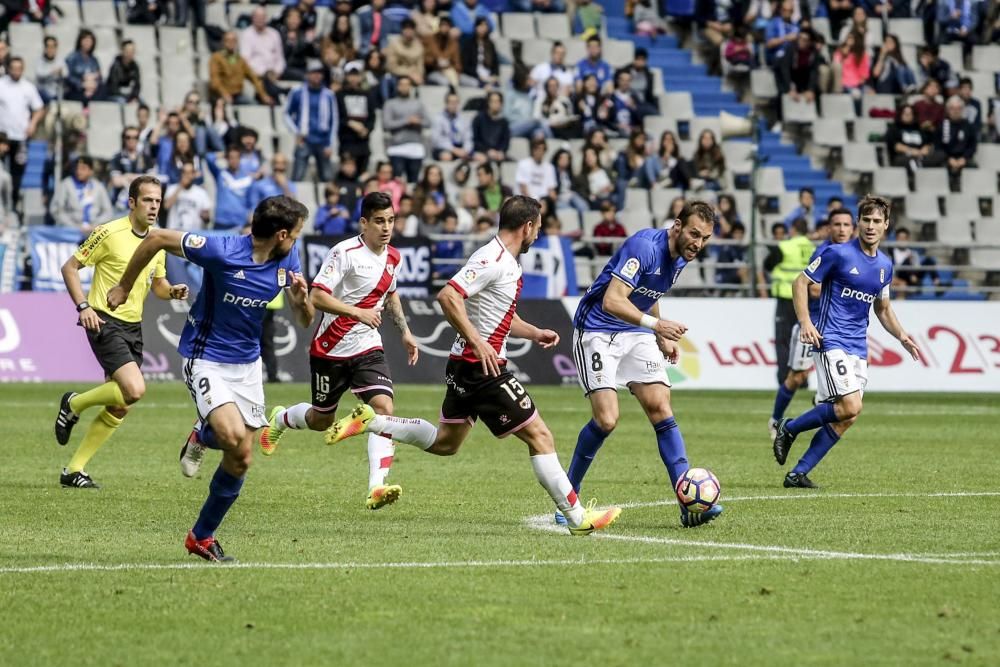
[
  {"xmin": 0, "ymin": 56, "xmax": 43, "ymax": 211},
  {"xmin": 885, "ymin": 103, "xmax": 940, "ymax": 172},
  {"xmin": 703, "ymin": 0, "xmax": 737, "ymax": 69},
  {"xmin": 108, "ymin": 126, "xmax": 152, "ymax": 211},
  {"xmin": 575, "ymin": 144, "xmax": 615, "ymax": 209},
  {"xmin": 608, "ymin": 69, "xmax": 641, "ymax": 137},
  {"xmin": 325, "ymin": 14, "xmax": 358, "ymax": 69},
  {"xmin": 891, "ymin": 227, "xmax": 939, "ymax": 295},
  {"xmin": 460, "ymin": 16, "xmax": 499, "ymax": 88},
  {"xmin": 125, "ymin": 0, "xmax": 164, "ymax": 24},
  {"xmin": 64, "ymin": 28, "xmax": 102, "ymax": 102},
  {"xmin": 280, "ymin": 7, "xmax": 319, "ymax": 81},
  {"xmin": 614, "ymin": 129, "xmax": 652, "ymax": 204},
  {"xmin": 575, "ymin": 36, "xmax": 613, "ymax": 96},
  {"xmin": 181, "ymin": 91, "xmax": 224, "ymax": 156},
  {"xmin": 431, "ymin": 92, "xmax": 473, "ymax": 162},
  {"xmin": 937, "ymin": 0, "xmax": 978, "ymax": 52},
  {"xmin": 149, "ymin": 110, "xmax": 183, "ymax": 177},
  {"xmin": 358, "ymin": 0, "xmax": 390, "ymax": 53},
  {"xmin": 136, "ymin": 103, "xmax": 154, "ymax": 153},
  {"xmin": 333, "ymin": 154, "xmax": 362, "ymax": 213},
  {"xmin": 723, "ymin": 25, "xmax": 754, "ymax": 74},
  {"xmin": 645, "ymin": 129, "xmax": 691, "ymax": 190},
  {"xmin": 475, "ymin": 161, "xmax": 511, "ymax": 213},
  {"xmin": 957, "ymin": 77, "xmax": 983, "ymax": 138},
  {"xmin": 592, "ymin": 199, "xmax": 627, "ymax": 256},
  {"xmin": 163, "ymin": 161, "xmax": 211, "ymax": 292},
  {"xmin": 528, "ymin": 42, "xmax": 575, "ymax": 98},
  {"xmin": 412, "ymin": 0, "xmax": 440, "ymax": 37},
  {"xmin": 515, "ymin": 138, "xmax": 557, "ymax": 202},
  {"xmin": 782, "ymin": 187, "xmax": 817, "ymax": 231},
  {"xmin": 764, "ymin": 0, "xmax": 798, "ymax": 65},
  {"xmin": 337, "ymin": 62, "xmax": 377, "ymax": 173},
  {"xmin": 451, "ymin": 0, "xmax": 494, "ymax": 37},
  {"xmin": 284, "ymin": 60, "xmax": 338, "ymax": 182},
  {"xmin": 247, "ymin": 154, "xmax": 297, "ymax": 214},
  {"xmin": 871, "ymin": 34, "xmax": 917, "ymax": 95},
  {"xmin": 374, "ymin": 160, "xmax": 406, "ymax": 210},
  {"xmin": 205, "ymin": 145, "xmax": 256, "ymax": 231},
  {"xmin": 938, "ymin": 95, "xmax": 978, "ymax": 186},
  {"xmin": 832, "ymin": 30, "xmax": 870, "ymax": 99},
  {"xmin": 586, "ymin": 126, "xmax": 615, "ymax": 169},
  {"xmin": 715, "ymin": 221, "xmax": 748, "ymax": 288},
  {"xmin": 383, "ymin": 75, "xmax": 429, "ymax": 183},
  {"xmin": 50, "ymin": 155, "xmax": 112, "ymax": 232},
  {"xmin": 824, "ymin": 0, "xmax": 855, "ymax": 42},
  {"xmin": 917, "ymin": 46, "xmax": 956, "ymax": 93},
  {"xmin": 35, "ymin": 36, "xmax": 62, "ymax": 104},
  {"xmin": 396, "ymin": 192, "xmax": 420, "ymax": 236},
  {"xmin": 534, "ymin": 76, "xmax": 577, "ymax": 140},
  {"xmin": 0, "ymin": 134, "xmax": 12, "ymax": 226},
  {"xmin": 433, "ymin": 208, "xmax": 466, "ymax": 278},
  {"xmin": 277, "ymin": 0, "xmax": 319, "ymax": 41},
  {"xmin": 241, "ymin": 6, "xmax": 286, "ymax": 101},
  {"xmin": 455, "ymin": 187, "xmax": 480, "ymax": 231},
  {"xmin": 472, "ymin": 90, "xmax": 510, "ymax": 162},
  {"xmin": 363, "ymin": 49, "xmax": 392, "ymax": 107},
  {"xmin": 914, "ymin": 78, "xmax": 946, "ymax": 130},
  {"xmin": 424, "ymin": 15, "xmax": 462, "ymax": 88},
  {"xmin": 164, "ymin": 130, "xmax": 202, "ymax": 186},
  {"xmin": 387, "ymin": 18, "xmax": 426, "ymax": 85},
  {"xmin": 771, "ymin": 221, "xmax": 788, "ymax": 240},
  {"xmin": 412, "ymin": 164, "xmax": 449, "ymax": 219},
  {"xmin": 237, "ymin": 127, "xmax": 263, "ymax": 175},
  {"xmin": 573, "ymin": 0, "xmax": 603, "ymax": 37},
  {"xmin": 210, "ymin": 31, "xmax": 274, "ymax": 105},
  {"xmin": 106, "ymin": 40, "xmax": 142, "ymax": 105},
  {"xmin": 506, "ymin": 69, "xmax": 550, "ymax": 139},
  {"xmin": 717, "ymin": 192, "xmax": 743, "ymax": 231},
  {"xmin": 314, "ymin": 183, "xmax": 353, "ymax": 236},
  {"xmin": 574, "ymin": 73, "xmax": 609, "ymax": 136},
  {"xmin": 837, "ymin": 6, "xmax": 878, "ymax": 50},
  {"xmin": 511, "ymin": 0, "xmax": 564, "ymax": 12},
  {"xmin": 690, "ymin": 129, "xmax": 726, "ymax": 191},
  {"xmin": 626, "ymin": 48, "xmax": 659, "ymax": 118},
  {"xmin": 776, "ymin": 28, "xmax": 821, "ymax": 106},
  {"xmin": 551, "ymin": 148, "xmax": 588, "ymax": 228}
]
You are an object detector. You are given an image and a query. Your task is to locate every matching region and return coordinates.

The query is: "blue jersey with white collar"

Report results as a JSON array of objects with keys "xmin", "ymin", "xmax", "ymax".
[
  {"xmin": 573, "ymin": 228, "xmax": 687, "ymax": 333},
  {"xmin": 178, "ymin": 233, "xmax": 301, "ymax": 364},
  {"xmin": 805, "ymin": 238, "xmax": 893, "ymax": 359}
]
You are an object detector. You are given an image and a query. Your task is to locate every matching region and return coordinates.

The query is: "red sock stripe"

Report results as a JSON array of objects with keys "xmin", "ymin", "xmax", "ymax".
[
  {"xmin": 567, "ymin": 489, "xmax": 578, "ymax": 506},
  {"xmin": 282, "ymin": 413, "xmax": 292, "ymax": 428},
  {"xmin": 379, "ymin": 455, "xmax": 394, "ymax": 469}
]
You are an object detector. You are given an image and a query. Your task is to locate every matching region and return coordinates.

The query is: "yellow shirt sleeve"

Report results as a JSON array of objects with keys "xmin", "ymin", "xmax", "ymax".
[
  {"xmin": 153, "ymin": 250, "xmax": 167, "ymax": 279},
  {"xmin": 73, "ymin": 225, "xmax": 111, "ymax": 267}
]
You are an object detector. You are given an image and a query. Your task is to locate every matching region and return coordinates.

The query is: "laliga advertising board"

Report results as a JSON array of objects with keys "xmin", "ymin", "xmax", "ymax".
[{"xmin": 558, "ymin": 298, "xmax": 1000, "ymax": 393}]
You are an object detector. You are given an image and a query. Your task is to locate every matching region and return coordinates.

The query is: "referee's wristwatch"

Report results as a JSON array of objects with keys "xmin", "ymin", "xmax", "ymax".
[{"xmin": 76, "ymin": 301, "xmax": 91, "ymax": 312}]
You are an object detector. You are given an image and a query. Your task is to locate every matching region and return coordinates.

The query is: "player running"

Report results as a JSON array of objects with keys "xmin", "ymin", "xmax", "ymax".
[
  {"xmin": 565, "ymin": 200, "xmax": 722, "ymax": 528},
  {"xmin": 768, "ymin": 209, "xmax": 857, "ymax": 444},
  {"xmin": 772, "ymin": 195, "xmax": 920, "ymax": 488},
  {"xmin": 108, "ymin": 196, "xmax": 315, "ymax": 562},
  {"xmin": 54, "ymin": 176, "xmax": 189, "ymax": 489},
  {"xmin": 325, "ymin": 196, "xmax": 621, "ymax": 536},
  {"xmin": 257, "ymin": 192, "xmax": 419, "ymax": 510}
]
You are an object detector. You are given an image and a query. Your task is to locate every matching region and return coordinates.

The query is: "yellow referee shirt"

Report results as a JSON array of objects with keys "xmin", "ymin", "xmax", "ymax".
[{"xmin": 73, "ymin": 217, "xmax": 167, "ymax": 323}]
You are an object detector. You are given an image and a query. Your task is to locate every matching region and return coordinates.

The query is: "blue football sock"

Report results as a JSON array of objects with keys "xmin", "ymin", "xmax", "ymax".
[
  {"xmin": 200, "ymin": 422, "xmax": 222, "ymax": 450},
  {"xmin": 567, "ymin": 419, "xmax": 611, "ymax": 493},
  {"xmin": 787, "ymin": 402, "xmax": 838, "ymax": 435},
  {"xmin": 653, "ymin": 417, "xmax": 689, "ymax": 488},
  {"xmin": 771, "ymin": 384, "xmax": 796, "ymax": 422},
  {"xmin": 192, "ymin": 465, "xmax": 245, "ymax": 540},
  {"xmin": 792, "ymin": 424, "xmax": 841, "ymax": 475}
]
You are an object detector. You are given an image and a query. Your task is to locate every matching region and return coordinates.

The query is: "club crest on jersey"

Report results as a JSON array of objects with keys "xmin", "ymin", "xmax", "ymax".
[
  {"xmin": 464, "ymin": 269, "xmax": 477, "ymax": 282},
  {"xmin": 880, "ymin": 268, "xmax": 885, "ymax": 282},
  {"xmin": 185, "ymin": 234, "xmax": 206, "ymax": 249},
  {"xmin": 807, "ymin": 255, "xmax": 822, "ymax": 272},
  {"xmin": 621, "ymin": 258, "xmax": 640, "ymax": 279},
  {"xmin": 277, "ymin": 268, "xmax": 287, "ymax": 287},
  {"xmin": 323, "ymin": 263, "xmax": 334, "ymax": 276},
  {"xmin": 519, "ymin": 396, "xmax": 532, "ymax": 410}
]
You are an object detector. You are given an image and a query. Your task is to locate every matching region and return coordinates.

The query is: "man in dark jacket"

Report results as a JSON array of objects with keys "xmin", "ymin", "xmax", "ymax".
[
  {"xmin": 472, "ymin": 90, "xmax": 510, "ymax": 163},
  {"xmin": 775, "ymin": 29, "xmax": 820, "ymax": 105},
  {"xmin": 106, "ymin": 39, "xmax": 141, "ymax": 103},
  {"xmin": 337, "ymin": 61, "xmax": 378, "ymax": 173},
  {"xmin": 938, "ymin": 95, "xmax": 977, "ymax": 186}
]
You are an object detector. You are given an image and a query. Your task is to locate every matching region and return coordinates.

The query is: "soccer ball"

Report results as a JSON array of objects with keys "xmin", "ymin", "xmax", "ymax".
[{"xmin": 675, "ymin": 467, "xmax": 721, "ymax": 513}]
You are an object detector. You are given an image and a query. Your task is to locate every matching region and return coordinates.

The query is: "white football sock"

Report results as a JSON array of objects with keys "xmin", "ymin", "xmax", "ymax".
[
  {"xmin": 530, "ymin": 453, "xmax": 584, "ymax": 526},
  {"xmin": 277, "ymin": 403, "xmax": 310, "ymax": 430},
  {"xmin": 367, "ymin": 415, "xmax": 436, "ymax": 451},
  {"xmin": 367, "ymin": 433, "xmax": 395, "ymax": 489}
]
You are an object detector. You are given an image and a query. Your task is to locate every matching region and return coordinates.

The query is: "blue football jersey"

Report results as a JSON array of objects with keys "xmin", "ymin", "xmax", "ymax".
[
  {"xmin": 805, "ymin": 238, "xmax": 893, "ymax": 359},
  {"xmin": 178, "ymin": 233, "xmax": 302, "ymax": 364},
  {"xmin": 573, "ymin": 228, "xmax": 687, "ymax": 333}
]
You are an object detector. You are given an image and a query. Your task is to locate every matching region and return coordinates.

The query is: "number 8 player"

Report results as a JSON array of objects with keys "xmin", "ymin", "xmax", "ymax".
[{"xmin": 772, "ymin": 195, "xmax": 920, "ymax": 487}]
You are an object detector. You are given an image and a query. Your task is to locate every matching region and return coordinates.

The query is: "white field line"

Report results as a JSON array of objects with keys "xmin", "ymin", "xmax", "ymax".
[{"xmin": 618, "ymin": 491, "xmax": 1000, "ymax": 510}]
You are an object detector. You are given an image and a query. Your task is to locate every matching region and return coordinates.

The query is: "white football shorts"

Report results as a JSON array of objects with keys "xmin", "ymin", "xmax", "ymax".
[
  {"xmin": 182, "ymin": 357, "xmax": 267, "ymax": 428},
  {"xmin": 573, "ymin": 330, "xmax": 671, "ymax": 395},
  {"xmin": 814, "ymin": 348, "xmax": 868, "ymax": 403},
  {"xmin": 788, "ymin": 323, "xmax": 815, "ymax": 372}
]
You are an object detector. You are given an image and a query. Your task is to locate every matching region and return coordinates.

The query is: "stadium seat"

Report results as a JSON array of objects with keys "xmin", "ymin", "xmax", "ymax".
[
  {"xmin": 861, "ymin": 94, "xmax": 897, "ymax": 118},
  {"xmin": 563, "ymin": 40, "xmax": 586, "ymax": 64},
  {"xmin": 960, "ymin": 169, "xmax": 995, "ymax": 196},
  {"xmin": 944, "ymin": 194, "xmax": 981, "ymax": 227},
  {"xmin": 651, "ymin": 187, "xmax": 684, "ymax": 214},
  {"xmin": 535, "ymin": 14, "xmax": 571, "ymax": 40},
  {"xmin": 160, "ymin": 26, "xmax": 197, "ymax": 57},
  {"xmin": 141, "ymin": 72, "xmax": 162, "ymax": 108},
  {"xmin": 643, "ymin": 115, "xmax": 678, "ymax": 140},
  {"xmin": 621, "ymin": 210, "xmax": 654, "ymax": 235},
  {"xmin": 721, "ymin": 141, "xmax": 753, "ymax": 164},
  {"xmin": 87, "ymin": 115, "xmax": 123, "ymax": 161},
  {"xmin": 811, "ymin": 17, "xmax": 832, "ymax": 43},
  {"xmin": 937, "ymin": 210, "xmax": 975, "ymax": 244},
  {"xmin": 50, "ymin": 0, "xmax": 79, "ymax": 22},
  {"xmin": 574, "ymin": 258, "xmax": 595, "ymax": 287},
  {"xmin": 205, "ymin": 1, "xmax": 229, "ymax": 29},
  {"xmin": 811, "ymin": 118, "xmax": 848, "ymax": 148},
  {"xmin": 782, "ymin": 95, "xmax": 818, "ymax": 124},
  {"xmin": 873, "ymin": 167, "xmax": 909, "ymax": 198},
  {"xmin": 519, "ymin": 38, "xmax": 552, "ymax": 67},
  {"xmin": 913, "ymin": 168, "xmax": 950, "ymax": 196},
  {"xmin": 237, "ymin": 105, "xmax": 275, "ymax": 133},
  {"xmin": 975, "ymin": 218, "xmax": 1000, "ymax": 245},
  {"xmin": 581, "ymin": 210, "xmax": 603, "ymax": 236},
  {"xmin": 689, "ymin": 116, "xmax": 722, "ymax": 142},
  {"xmin": 294, "ymin": 182, "xmax": 319, "ymax": 229},
  {"xmin": 938, "ymin": 44, "xmax": 964, "ymax": 70},
  {"xmin": 660, "ymin": 92, "xmax": 694, "ymax": 120},
  {"xmin": 853, "ymin": 118, "xmax": 888, "ymax": 142},
  {"xmin": 750, "ymin": 69, "xmax": 778, "ymax": 100},
  {"xmin": 501, "ymin": 13, "xmax": 536, "ymax": 38},
  {"xmin": 604, "ymin": 39, "xmax": 635, "ymax": 68},
  {"xmin": 755, "ymin": 167, "xmax": 785, "ymax": 196},
  {"xmin": 889, "ymin": 18, "xmax": 923, "ymax": 45},
  {"xmin": 972, "ymin": 45, "xmax": 1000, "ymax": 73},
  {"xmin": 508, "ymin": 137, "xmax": 530, "ymax": 162},
  {"xmin": 819, "ymin": 93, "xmax": 857, "ymax": 120},
  {"xmin": 865, "ymin": 17, "xmax": 884, "ymax": 43},
  {"xmin": 8, "ymin": 22, "xmax": 44, "ymax": 53},
  {"xmin": 903, "ymin": 193, "xmax": 942, "ymax": 223},
  {"xmin": 623, "ymin": 188, "xmax": 650, "ymax": 213},
  {"xmin": 457, "ymin": 86, "xmax": 485, "ymax": 110},
  {"xmin": 122, "ymin": 25, "xmax": 157, "ymax": 51},
  {"xmin": 842, "ymin": 142, "xmax": 879, "ymax": 174},
  {"xmin": 81, "ymin": 0, "xmax": 119, "ymax": 26}
]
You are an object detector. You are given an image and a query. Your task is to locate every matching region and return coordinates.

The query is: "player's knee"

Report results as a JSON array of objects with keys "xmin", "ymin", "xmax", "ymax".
[
  {"xmin": 106, "ymin": 405, "xmax": 129, "ymax": 419},
  {"xmin": 120, "ymin": 381, "xmax": 145, "ymax": 404},
  {"xmin": 592, "ymin": 413, "xmax": 618, "ymax": 433},
  {"xmin": 372, "ymin": 398, "xmax": 393, "ymax": 416},
  {"xmin": 228, "ymin": 450, "xmax": 252, "ymax": 476},
  {"xmin": 214, "ymin": 423, "xmax": 247, "ymax": 450},
  {"xmin": 308, "ymin": 412, "xmax": 336, "ymax": 431},
  {"xmin": 837, "ymin": 397, "xmax": 863, "ymax": 421}
]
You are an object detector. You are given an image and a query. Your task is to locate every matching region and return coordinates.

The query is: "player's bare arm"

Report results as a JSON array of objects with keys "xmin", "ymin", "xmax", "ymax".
[
  {"xmin": 873, "ymin": 294, "xmax": 920, "ymax": 361},
  {"xmin": 602, "ymin": 276, "xmax": 686, "ymax": 341},
  {"xmin": 151, "ymin": 277, "xmax": 189, "ymax": 301},
  {"xmin": 107, "ymin": 229, "xmax": 187, "ymax": 310},
  {"xmin": 793, "ymin": 273, "xmax": 822, "ymax": 346},
  {"xmin": 384, "ymin": 292, "xmax": 419, "ymax": 365},
  {"xmin": 648, "ymin": 302, "xmax": 680, "ymax": 363},
  {"xmin": 61, "ymin": 255, "xmax": 105, "ymax": 332},
  {"xmin": 510, "ymin": 313, "xmax": 560, "ymax": 349},
  {"xmin": 310, "ymin": 288, "xmax": 382, "ymax": 328},
  {"xmin": 438, "ymin": 282, "xmax": 500, "ymax": 377},
  {"xmin": 286, "ymin": 271, "xmax": 315, "ymax": 328}
]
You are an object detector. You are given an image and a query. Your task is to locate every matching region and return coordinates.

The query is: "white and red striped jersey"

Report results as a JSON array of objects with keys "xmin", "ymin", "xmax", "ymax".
[
  {"xmin": 446, "ymin": 236, "xmax": 523, "ymax": 363},
  {"xmin": 310, "ymin": 236, "xmax": 399, "ymax": 359}
]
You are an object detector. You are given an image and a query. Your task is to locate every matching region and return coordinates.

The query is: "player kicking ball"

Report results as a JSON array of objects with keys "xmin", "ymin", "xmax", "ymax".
[
  {"xmin": 772, "ymin": 196, "xmax": 920, "ymax": 488},
  {"xmin": 768, "ymin": 209, "xmax": 856, "ymax": 442},
  {"xmin": 108, "ymin": 196, "xmax": 315, "ymax": 562},
  {"xmin": 326, "ymin": 196, "xmax": 621, "ymax": 536},
  {"xmin": 258, "ymin": 192, "xmax": 419, "ymax": 510},
  {"xmin": 564, "ymin": 200, "xmax": 722, "ymax": 528}
]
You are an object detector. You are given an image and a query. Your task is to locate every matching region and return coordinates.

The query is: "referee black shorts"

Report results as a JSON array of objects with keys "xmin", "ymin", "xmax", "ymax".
[{"xmin": 84, "ymin": 310, "xmax": 144, "ymax": 377}]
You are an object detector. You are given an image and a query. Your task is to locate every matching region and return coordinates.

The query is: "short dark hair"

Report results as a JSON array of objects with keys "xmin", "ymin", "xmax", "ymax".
[
  {"xmin": 771, "ymin": 222, "xmax": 786, "ymax": 236},
  {"xmin": 76, "ymin": 155, "xmax": 94, "ymax": 169},
  {"xmin": 679, "ymin": 200, "xmax": 715, "ymax": 228},
  {"xmin": 959, "ymin": 76, "xmax": 973, "ymax": 88},
  {"xmin": 251, "ymin": 195, "xmax": 308, "ymax": 238},
  {"xmin": 9, "ymin": 56, "xmax": 23, "ymax": 66},
  {"xmin": 635, "ymin": 47, "xmax": 648, "ymax": 59},
  {"xmin": 791, "ymin": 217, "xmax": 809, "ymax": 235},
  {"xmin": 895, "ymin": 226, "xmax": 911, "ymax": 237},
  {"xmin": 858, "ymin": 194, "xmax": 891, "ymax": 221},
  {"xmin": 827, "ymin": 207, "xmax": 855, "ymax": 225},
  {"xmin": 401, "ymin": 17, "xmax": 416, "ymax": 30},
  {"xmin": 552, "ymin": 41, "xmax": 564, "ymax": 50},
  {"xmin": 442, "ymin": 207, "xmax": 458, "ymax": 221},
  {"xmin": 225, "ymin": 143, "xmax": 242, "ymax": 155},
  {"xmin": 128, "ymin": 174, "xmax": 161, "ymax": 202},
  {"xmin": 44, "ymin": 36, "xmax": 57, "ymax": 46},
  {"xmin": 800, "ymin": 187, "xmax": 814, "ymax": 197},
  {"xmin": 477, "ymin": 161, "xmax": 494, "ymax": 177},
  {"xmin": 75, "ymin": 28, "xmax": 96, "ymax": 53},
  {"xmin": 586, "ymin": 35, "xmax": 601, "ymax": 45},
  {"xmin": 487, "ymin": 90, "xmax": 503, "ymax": 105},
  {"xmin": 121, "ymin": 39, "xmax": 134, "ymax": 48},
  {"xmin": 498, "ymin": 195, "xmax": 541, "ymax": 231},
  {"xmin": 361, "ymin": 191, "xmax": 394, "ymax": 220}
]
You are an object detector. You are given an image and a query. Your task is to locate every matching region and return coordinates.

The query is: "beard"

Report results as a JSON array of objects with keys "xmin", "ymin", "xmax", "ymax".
[{"xmin": 269, "ymin": 244, "xmax": 292, "ymax": 261}]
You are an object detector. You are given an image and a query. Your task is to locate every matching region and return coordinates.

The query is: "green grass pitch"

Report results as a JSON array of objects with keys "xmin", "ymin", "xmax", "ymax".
[{"xmin": 2, "ymin": 383, "xmax": 999, "ymax": 666}]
